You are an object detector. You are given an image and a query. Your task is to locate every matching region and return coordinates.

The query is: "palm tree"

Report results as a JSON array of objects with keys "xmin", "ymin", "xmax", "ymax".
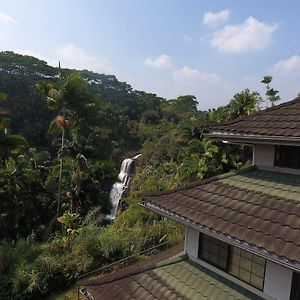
[{"xmin": 40, "ymin": 65, "xmax": 67, "ymax": 217}]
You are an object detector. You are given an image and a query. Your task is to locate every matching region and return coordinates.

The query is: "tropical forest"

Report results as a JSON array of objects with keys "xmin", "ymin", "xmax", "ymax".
[{"xmin": 0, "ymin": 51, "xmax": 278, "ymax": 299}]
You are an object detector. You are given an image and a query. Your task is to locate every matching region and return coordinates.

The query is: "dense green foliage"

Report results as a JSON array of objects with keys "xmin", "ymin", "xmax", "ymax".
[
  {"xmin": 0, "ymin": 71, "xmax": 117, "ymax": 241},
  {"xmin": 130, "ymin": 89, "xmax": 259, "ymax": 194},
  {"xmin": 0, "ymin": 207, "xmax": 182, "ymax": 299},
  {"xmin": 0, "ymin": 52, "xmax": 264, "ymax": 299}
]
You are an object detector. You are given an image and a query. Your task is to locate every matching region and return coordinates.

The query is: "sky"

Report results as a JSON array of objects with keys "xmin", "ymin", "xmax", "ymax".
[{"xmin": 1, "ymin": 0, "xmax": 300, "ymax": 110}]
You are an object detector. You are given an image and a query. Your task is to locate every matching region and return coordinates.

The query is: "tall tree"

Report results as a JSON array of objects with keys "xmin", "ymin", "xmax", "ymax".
[
  {"xmin": 39, "ymin": 73, "xmax": 115, "ymax": 218},
  {"xmin": 261, "ymin": 75, "xmax": 280, "ymax": 107},
  {"xmin": 42, "ymin": 66, "xmax": 67, "ymax": 217}
]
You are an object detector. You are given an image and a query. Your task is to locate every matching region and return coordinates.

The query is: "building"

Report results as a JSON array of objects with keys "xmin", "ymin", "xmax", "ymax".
[{"xmin": 79, "ymin": 97, "xmax": 300, "ymax": 300}]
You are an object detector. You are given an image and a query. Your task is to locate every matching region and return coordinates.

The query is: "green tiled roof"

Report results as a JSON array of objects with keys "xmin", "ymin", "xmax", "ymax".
[
  {"xmin": 221, "ymin": 169, "xmax": 300, "ymax": 202},
  {"xmin": 152, "ymin": 259, "xmax": 263, "ymax": 300},
  {"xmin": 83, "ymin": 253, "xmax": 263, "ymax": 300}
]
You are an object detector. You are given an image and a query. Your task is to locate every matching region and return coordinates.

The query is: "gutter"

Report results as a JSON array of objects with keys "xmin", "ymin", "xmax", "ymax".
[
  {"xmin": 205, "ymin": 132, "xmax": 300, "ymax": 146},
  {"xmin": 140, "ymin": 202, "xmax": 300, "ymax": 273}
]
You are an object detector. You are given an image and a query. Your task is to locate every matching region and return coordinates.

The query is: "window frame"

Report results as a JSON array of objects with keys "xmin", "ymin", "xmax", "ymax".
[{"xmin": 198, "ymin": 233, "xmax": 266, "ymax": 291}]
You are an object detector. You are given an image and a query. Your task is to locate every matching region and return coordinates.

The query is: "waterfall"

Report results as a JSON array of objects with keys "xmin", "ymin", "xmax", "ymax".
[{"xmin": 107, "ymin": 154, "xmax": 141, "ymax": 220}]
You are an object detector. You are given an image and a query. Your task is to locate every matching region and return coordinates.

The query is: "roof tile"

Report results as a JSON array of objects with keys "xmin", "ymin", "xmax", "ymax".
[
  {"xmin": 143, "ymin": 167, "xmax": 300, "ymax": 266},
  {"xmin": 82, "ymin": 245, "xmax": 263, "ymax": 299},
  {"xmin": 211, "ymin": 97, "xmax": 300, "ymax": 138}
]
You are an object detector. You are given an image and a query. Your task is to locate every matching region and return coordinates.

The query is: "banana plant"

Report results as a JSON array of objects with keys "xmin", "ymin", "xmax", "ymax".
[{"xmin": 57, "ymin": 211, "xmax": 81, "ymax": 235}]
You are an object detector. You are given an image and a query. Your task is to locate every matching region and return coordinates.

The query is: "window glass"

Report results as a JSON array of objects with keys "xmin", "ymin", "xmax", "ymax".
[
  {"xmin": 274, "ymin": 145, "xmax": 300, "ymax": 169},
  {"xmin": 228, "ymin": 247, "xmax": 265, "ymax": 290},
  {"xmin": 198, "ymin": 234, "xmax": 266, "ymax": 290},
  {"xmin": 239, "ymin": 269, "xmax": 251, "ymax": 282},
  {"xmin": 198, "ymin": 234, "xmax": 229, "ymax": 271},
  {"xmin": 290, "ymin": 272, "xmax": 300, "ymax": 300},
  {"xmin": 252, "ymin": 262, "xmax": 264, "ymax": 276}
]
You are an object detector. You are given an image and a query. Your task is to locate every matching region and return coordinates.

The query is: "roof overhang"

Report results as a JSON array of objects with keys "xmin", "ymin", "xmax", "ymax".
[
  {"xmin": 205, "ymin": 131, "xmax": 300, "ymax": 146},
  {"xmin": 141, "ymin": 202, "xmax": 300, "ymax": 273}
]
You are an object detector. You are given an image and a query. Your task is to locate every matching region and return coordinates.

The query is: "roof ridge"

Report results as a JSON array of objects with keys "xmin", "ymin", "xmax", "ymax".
[
  {"xmin": 142, "ymin": 165, "xmax": 256, "ymax": 198},
  {"xmin": 211, "ymin": 96, "xmax": 300, "ymax": 129}
]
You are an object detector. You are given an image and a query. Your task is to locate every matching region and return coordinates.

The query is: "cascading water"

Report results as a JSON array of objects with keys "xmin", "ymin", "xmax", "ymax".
[{"xmin": 107, "ymin": 154, "xmax": 141, "ymax": 220}]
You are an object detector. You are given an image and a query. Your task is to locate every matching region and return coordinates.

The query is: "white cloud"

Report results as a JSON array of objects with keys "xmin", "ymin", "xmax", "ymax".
[
  {"xmin": 203, "ymin": 9, "xmax": 230, "ymax": 27},
  {"xmin": 211, "ymin": 17, "xmax": 279, "ymax": 53},
  {"xmin": 173, "ymin": 66, "xmax": 220, "ymax": 83},
  {"xmin": 15, "ymin": 44, "xmax": 114, "ymax": 74},
  {"xmin": 56, "ymin": 44, "xmax": 113, "ymax": 73},
  {"xmin": 183, "ymin": 35, "xmax": 192, "ymax": 43},
  {"xmin": 144, "ymin": 54, "xmax": 173, "ymax": 69},
  {"xmin": 15, "ymin": 49, "xmax": 56, "ymax": 65},
  {"xmin": 0, "ymin": 12, "xmax": 18, "ymax": 25},
  {"xmin": 272, "ymin": 55, "xmax": 300, "ymax": 75}
]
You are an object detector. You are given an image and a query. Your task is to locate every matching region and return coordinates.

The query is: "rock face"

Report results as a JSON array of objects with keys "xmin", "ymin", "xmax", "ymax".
[{"xmin": 107, "ymin": 154, "xmax": 141, "ymax": 220}]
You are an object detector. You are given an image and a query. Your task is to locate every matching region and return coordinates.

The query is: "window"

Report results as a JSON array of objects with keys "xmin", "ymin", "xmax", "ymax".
[
  {"xmin": 274, "ymin": 145, "xmax": 300, "ymax": 169},
  {"xmin": 198, "ymin": 234, "xmax": 266, "ymax": 290},
  {"xmin": 228, "ymin": 247, "xmax": 265, "ymax": 290},
  {"xmin": 198, "ymin": 234, "xmax": 229, "ymax": 271}
]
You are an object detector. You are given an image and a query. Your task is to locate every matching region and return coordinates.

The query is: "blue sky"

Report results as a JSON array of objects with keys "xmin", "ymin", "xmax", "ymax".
[{"xmin": 1, "ymin": 0, "xmax": 300, "ymax": 109}]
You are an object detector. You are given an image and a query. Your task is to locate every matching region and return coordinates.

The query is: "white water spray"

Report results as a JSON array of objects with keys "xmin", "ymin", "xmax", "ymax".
[{"xmin": 107, "ymin": 154, "xmax": 141, "ymax": 220}]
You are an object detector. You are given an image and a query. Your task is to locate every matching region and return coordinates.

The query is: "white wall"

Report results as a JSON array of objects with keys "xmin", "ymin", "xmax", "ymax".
[
  {"xmin": 184, "ymin": 227, "xmax": 199, "ymax": 257},
  {"xmin": 264, "ymin": 261, "xmax": 293, "ymax": 300},
  {"xmin": 184, "ymin": 226, "xmax": 293, "ymax": 300},
  {"xmin": 253, "ymin": 144, "xmax": 275, "ymax": 167}
]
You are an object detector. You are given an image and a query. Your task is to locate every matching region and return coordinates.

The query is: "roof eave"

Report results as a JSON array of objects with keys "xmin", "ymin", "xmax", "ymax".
[
  {"xmin": 205, "ymin": 132, "xmax": 300, "ymax": 146},
  {"xmin": 141, "ymin": 202, "xmax": 300, "ymax": 273}
]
